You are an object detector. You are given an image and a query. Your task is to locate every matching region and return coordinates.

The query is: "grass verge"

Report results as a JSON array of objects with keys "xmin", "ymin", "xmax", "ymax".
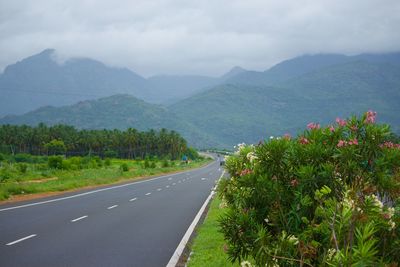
[
  {"xmin": 187, "ymin": 195, "xmax": 236, "ymax": 267},
  {"xmin": 0, "ymin": 158, "xmax": 211, "ymax": 202}
]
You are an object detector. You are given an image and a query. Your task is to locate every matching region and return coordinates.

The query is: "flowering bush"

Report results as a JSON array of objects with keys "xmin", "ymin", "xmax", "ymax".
[{"xmin": 219, "ymin": 111, "xmax": 400, "ymax": 266}]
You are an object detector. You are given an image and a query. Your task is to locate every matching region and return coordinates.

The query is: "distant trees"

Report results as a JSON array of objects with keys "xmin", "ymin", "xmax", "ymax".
[{"xmin": 0, "ymin": 124, "xmax": 188, "ymax": 160}]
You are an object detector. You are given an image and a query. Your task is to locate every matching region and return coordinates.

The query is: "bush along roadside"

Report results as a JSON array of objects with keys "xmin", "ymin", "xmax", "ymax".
[
  {"xmin": 219, "ymin": 111, "xmax": 400, "ymax": 266},
  {"xmin": 0, "ymin": 156, "xmax": 210, "ymax": 201}
]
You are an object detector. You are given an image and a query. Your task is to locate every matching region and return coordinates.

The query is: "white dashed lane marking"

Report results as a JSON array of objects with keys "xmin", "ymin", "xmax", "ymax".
[
  {"xmin": 6, "ymin": 234, "xmax": 37, "ymax": 246},
  {"xmin": 145, "ymin": 193, "xmax": 151, "ymax": 196},
  {"xmin": 71, "ymin": 215, "xmax": 88, "ymax": 222},
  {"xmin": 129, "ymin": 197, "xmax": 137, "ymax": 202},
  {"xmin": 107, "ymin": 205, "xmax": 118, "ymax": 210}
]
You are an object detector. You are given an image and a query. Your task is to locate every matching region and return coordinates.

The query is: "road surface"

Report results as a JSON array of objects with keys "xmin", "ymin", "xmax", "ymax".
[{"xmin": 0, "ymin": 160, "xmax": 223, "ymax": 267}]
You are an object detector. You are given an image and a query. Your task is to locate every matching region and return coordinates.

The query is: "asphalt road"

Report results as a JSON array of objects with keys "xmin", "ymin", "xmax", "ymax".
[{"xmin": 0, "ymin": 160, "xmax": 223, "ymax": 267}]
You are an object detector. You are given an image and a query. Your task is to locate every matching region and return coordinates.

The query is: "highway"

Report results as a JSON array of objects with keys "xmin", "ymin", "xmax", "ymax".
[{"xmin": 0, "ymin": 160, "xmax": 223, "ymax": 267}]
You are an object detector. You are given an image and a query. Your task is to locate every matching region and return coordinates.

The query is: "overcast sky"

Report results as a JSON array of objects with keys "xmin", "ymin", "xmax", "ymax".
[{"xmin": 1, "ymin": 0, "xmax": 399, "ymax": 77}]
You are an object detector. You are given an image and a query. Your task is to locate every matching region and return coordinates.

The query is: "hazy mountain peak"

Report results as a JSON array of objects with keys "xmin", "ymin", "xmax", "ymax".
[{"xmin": 220, "ymin": 66, "xmax": 247, "ymax": 80}]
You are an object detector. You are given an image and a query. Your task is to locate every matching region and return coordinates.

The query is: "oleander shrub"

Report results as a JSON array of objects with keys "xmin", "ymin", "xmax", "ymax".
[{"xmin": 219, "ymin": 111, "xmax": 400, "ymax": 266}]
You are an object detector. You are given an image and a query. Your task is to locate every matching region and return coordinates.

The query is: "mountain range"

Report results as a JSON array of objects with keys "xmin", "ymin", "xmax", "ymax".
[
  {"xmin": 1, "ymin": 50, "xmax": 399, "ymax": 148},
  {"xmin": 0, "ymin": 49, "xmax": 244, "ymax": 116}
]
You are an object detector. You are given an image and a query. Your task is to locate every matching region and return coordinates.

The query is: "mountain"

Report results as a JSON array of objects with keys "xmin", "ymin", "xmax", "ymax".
[
  {"xmin": 145, "ymin": 67, "xmax": 248, "ymax": 105},
  {"xmin": 0, "ymin": 49, "xmax": 148, "ymax": 116},
  {"xmin": 0, "ymin": 49, "xmax": 239, "ymax": 115},
  {"xmin": 0, "ymin": 94, "xmax": 167, "ymax": 130},
  {"xmin": 169, "ymin": 60, "xmax": 400, "ymax": 146},
  {"xmin": 146, "ymin": 75, "xmax": 219, "ymax": 104},
  {"xmin": 219, "ymin": 66, "xmax": 247, "ymax": 80},
  {"xmin": 0, "ymin": 94, "xmax": 216, "ymax": 147},
  {"xmin": 1, "ymin": 52, "xmax": 400, "ymax": 148},
  {"xmin": 226, "ymin": 52, "xmax": 400, "ymax": 86}
]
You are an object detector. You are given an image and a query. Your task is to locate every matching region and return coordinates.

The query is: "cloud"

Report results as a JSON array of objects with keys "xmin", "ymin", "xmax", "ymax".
[{"xmin": 0, "ymin": 0, "xmax": 399, "ymax": 76}]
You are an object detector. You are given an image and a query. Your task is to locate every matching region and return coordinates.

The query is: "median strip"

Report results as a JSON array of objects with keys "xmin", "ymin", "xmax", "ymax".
[{"xmin": 6, "ymin": 234, "xmax": 37, "ymax": 246}]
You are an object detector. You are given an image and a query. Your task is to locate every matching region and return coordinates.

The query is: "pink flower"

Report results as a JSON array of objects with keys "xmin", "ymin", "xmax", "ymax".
[
  {"xmin": 337, "ymin": 140, "xmax": 346, "ymax": 147},
  {"xmin": 350, "ymin": 125, "xmax": 358, "ymax": 132},
  {"xmin": 348, "ymin": 138, "xmax": 358, "ymax": 145},
  {"xmin": 307, "ymin": 122, "xmax": 320, "ymax": 130},
  {"xmin": 299, "ymin": 137, "xmax": 309, "ymax": 145},
  {"xmin": 283, "ymin": 133, "xmax": 292, "ymax": 140},
  {"xmin": 336, "ymin": 117, "xmax": 347, "ymax": 127},
  {"xmin": 380, "ymin": 141, "xmax": 400, "ymax": 149},
  {"xmin": 329, "ymin": 126, "xmax": 335, "ymax": 132},
  {"xmin": 365, "ymin": 110, "xmax": 377, "ymax": 124},
  {"xmin": 290, "ymin": 179, "xmax": 299, "ymax": 187},
  {"xmin": 239, "ymin": 169, "xmax": 253, "ymax": 176},
  {"xmin": 338, "ymin": 138, "xmax": 358, "ymax": 147}
]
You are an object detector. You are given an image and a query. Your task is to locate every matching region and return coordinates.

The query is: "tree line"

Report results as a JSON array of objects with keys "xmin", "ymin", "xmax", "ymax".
[{"xmin": 0, "ymin": 123, "xmax": 192, "ymax": 160}]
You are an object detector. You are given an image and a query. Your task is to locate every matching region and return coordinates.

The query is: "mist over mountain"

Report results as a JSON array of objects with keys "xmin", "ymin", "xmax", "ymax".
[
  {"xmin": 0, "ymin": 49, "xmax": 233, "ymax": 116},
  {"xmin": 0, "ymin": 49, "xmax": 148, "ymax": 116},
  {"xmin": 227, "ymin": 52, "xmax": 400, "ymax": 86},
  {"xmin": 1, "ymin": 50, "xmax": 399, "ymax": 148}
]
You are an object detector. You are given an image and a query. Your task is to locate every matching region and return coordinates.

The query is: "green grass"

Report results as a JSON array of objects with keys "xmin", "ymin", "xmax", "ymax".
[
  {"xmin": 187, "ymin": 195, "xmax": 237, "ymax": 267},
  {"xmin": 0, "ymin": 158, "xmax": 211, "ymax": 201}
]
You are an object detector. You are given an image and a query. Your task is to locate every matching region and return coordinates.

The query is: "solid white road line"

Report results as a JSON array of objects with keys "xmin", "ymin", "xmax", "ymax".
[
  {"xmin": 167, "ymin": 170, "xmax": 226, "ymax": 267},
  {"xmin": 6, "ymin": 234, "xmax": 37, "ymax": 246},
  {"xmin": 71, "ymin": 215, "xmax": 88, "ymax": 222},
  {"xmin": 0, "ymin": 161, "xmax": 216, "ymax": 212},
  {"xmin": 107, "ymin": 205, "xmax": 118, "ymax": 210},
  {"xmin": 145, "ymin": 193, "xmax": 151, "ymax": 196},
  {"xmin": 129, "ymin": 197, "xmax": 137, "ymax": 202}
]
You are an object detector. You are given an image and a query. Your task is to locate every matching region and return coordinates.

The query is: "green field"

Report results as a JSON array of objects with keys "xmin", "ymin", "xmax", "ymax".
[{"xmin": 0, "ymin": 156, "xmax": 211, "ymax": 201}]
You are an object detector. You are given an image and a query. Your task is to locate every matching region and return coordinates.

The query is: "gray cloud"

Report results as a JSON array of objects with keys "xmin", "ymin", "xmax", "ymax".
[{"xmin": 0, "ymin": 0, "xmax": 399, "ymax": 76}]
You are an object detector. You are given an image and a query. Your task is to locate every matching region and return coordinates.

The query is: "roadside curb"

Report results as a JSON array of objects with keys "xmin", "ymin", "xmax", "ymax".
[{"xmin": 166, "ymin": 170, "xmax": 224, "ymax": 267}]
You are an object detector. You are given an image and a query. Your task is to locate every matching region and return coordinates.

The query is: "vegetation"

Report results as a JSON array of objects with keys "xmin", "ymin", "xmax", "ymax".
[
  {"xmin": 2, "ymin": 55, "xmax": 400, "ymax": 149},
  {"xmin": 219, "ymin": 111, "xmax": 400, "ymax": 266},
  {"xmin": 0, "ymin": 123, "xmax": 191, "ymax": 160},
  {"xmin": 188, "ymin": 195, "xmax": 236, "ymax": 267},
  {"xmin": 0, "ymin": 123, "xmax": 208, "ymax": 201},
  {"xmin": 0, "ymin": 154, "xmax": 209, "ymax": 201}
]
